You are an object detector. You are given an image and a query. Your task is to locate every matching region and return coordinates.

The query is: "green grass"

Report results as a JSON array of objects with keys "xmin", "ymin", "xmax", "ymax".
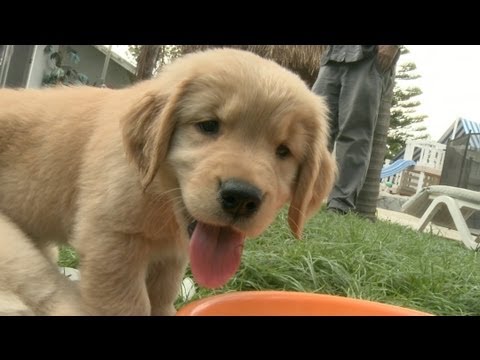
[
  {"xmin": 57, "ymin": 245, "xmax": 80, "ymax": 269},
  {"xmin": 178, "ymin": 209, "xmax": 480, "ymax": 315},
  {"xmin": 59, "ymin": 208, "xmax": 480, "ymax": 316}
]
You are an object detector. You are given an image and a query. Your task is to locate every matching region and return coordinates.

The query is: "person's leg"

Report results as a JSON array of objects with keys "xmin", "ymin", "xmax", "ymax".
[
  {"xmin": 312, "ymin": 63, "xmax": 341, "ymax": 152},
  {"xmin": 327, "ymin": 57, "xmax": 384, "ymax": 213}
]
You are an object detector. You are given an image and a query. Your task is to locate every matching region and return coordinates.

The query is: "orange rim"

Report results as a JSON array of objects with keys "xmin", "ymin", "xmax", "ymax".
[{"xmin": 176, "ymin": 291, "xmax": 433, "ymax": 316}]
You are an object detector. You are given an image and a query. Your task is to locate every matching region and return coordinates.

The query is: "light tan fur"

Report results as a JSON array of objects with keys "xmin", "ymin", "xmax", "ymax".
[
  {"xmin": 0, "ymin": 213, "xmax": 90, "ymax": 315},
  {"xmin": 0, "ymin": 48, "xmax": 336, "ymax": 315}
]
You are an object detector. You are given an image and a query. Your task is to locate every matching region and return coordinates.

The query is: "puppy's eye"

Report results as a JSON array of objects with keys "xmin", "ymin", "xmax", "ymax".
[
  {"xmin": 196, "ymin": 120, "xmax": 219, "ymax": 135},
  {"xmin": 276, "ymin": 144, "xmax": 291, "ymax": 159}
]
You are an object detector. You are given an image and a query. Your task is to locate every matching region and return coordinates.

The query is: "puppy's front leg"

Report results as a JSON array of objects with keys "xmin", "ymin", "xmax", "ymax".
[
  {"xmin": 74, "ymin": 230, "xmax": 151, "ymax": 316},
  {"xmin": 147, "ymin": 256, "xmax": 188, "ymax": 316}
]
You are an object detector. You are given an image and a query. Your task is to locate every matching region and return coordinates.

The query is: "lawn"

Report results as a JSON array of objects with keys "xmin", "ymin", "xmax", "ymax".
[{"xmin": 59, "ymin": 208, "xmax": 480, "ymax": 316}]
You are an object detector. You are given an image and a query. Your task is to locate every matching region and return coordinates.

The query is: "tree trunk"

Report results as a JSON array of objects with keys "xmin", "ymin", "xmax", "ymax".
[
  {"xmin": 135, "ymin": 45, "xmax": 162, "ymax": 82},
  {"xmin": 355, "ymin": 68, "xmax": 397, "ymax": 220}
]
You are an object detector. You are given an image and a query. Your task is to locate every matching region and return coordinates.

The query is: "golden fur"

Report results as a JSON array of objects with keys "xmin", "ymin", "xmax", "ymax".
[
  {"xmin": 0, "ymin": 213, "xmax": 89, "ymax": 315},
  {"xmin": 0, "ymin": 48, "xmax": 336, "ymax": 315}
]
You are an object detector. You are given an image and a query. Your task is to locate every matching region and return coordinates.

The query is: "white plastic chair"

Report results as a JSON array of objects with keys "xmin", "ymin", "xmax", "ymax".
[{"xmin": 402, "ymin": 185, "xmax": 480, "ymax": 250}]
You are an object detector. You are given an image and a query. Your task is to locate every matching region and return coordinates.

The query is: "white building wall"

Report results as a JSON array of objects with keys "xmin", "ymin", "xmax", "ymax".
[
  {"xmin": 26, "ymin": 45, "xmax": 56, "ymax": 88},
  {"xmin": 26, "ymin": 45, "xmax": 134, "ymax": 89},
  {"xmin": 69, "ymin": 45, "xmax": 134, "ymax": 88}
]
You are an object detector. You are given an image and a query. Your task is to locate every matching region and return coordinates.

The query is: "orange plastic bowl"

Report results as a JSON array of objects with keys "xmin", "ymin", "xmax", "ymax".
[{"xmin": 176, "ymin": 291, "xmax": 432, "ymax": 316}]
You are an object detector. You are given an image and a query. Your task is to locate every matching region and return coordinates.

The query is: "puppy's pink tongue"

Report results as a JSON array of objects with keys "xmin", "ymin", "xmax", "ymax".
[{"xmin": 189, "ymin": 222, "xmax": 245, "ymax": 289}]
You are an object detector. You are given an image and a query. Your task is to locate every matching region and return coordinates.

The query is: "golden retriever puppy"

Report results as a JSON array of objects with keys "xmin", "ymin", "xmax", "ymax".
[{"xmin": 0, "ymin": 48, "xmax": 336, "ymax": 315}]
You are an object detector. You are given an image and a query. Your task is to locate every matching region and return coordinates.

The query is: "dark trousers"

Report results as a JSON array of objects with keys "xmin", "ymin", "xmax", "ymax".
[{"xmin": 312, "ymin": 56, "xmax": 385, "ymax": 212}]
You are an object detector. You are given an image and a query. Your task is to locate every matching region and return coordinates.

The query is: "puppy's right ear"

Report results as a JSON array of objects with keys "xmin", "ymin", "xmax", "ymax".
[
  {"xmin": 288, "ymin": 138, "xmax": 337, "ymax": 239},
  {"xmin": 121, "ymin": 80, "xmax": 190, "ymax": 189},
  {"xmin": 287, "ymin": 95, "xmax": 337, "ymax": 239}
]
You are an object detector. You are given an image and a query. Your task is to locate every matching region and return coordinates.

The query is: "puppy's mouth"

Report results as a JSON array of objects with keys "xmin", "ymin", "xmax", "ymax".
[{"xmin": 187, "ymin": 220, "xmax": 246, "ymax": 289}]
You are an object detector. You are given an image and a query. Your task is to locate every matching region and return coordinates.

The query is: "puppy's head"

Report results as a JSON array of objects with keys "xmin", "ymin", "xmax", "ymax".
[{"xmin": 121, "ymin": 48, "xmax": 336, "ymax": 288}]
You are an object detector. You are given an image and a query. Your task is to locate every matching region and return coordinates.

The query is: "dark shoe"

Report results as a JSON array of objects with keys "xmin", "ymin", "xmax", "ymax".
[
  {"xmin": 327, "ymin": 207, "xmax": 348, "ymax": 215},
  {"xmin": 353, "ymin": 210, "xmax": 377, "ymax": 223}
]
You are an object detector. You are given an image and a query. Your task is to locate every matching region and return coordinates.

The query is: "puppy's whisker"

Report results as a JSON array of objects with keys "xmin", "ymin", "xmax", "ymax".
[
  {"xmin": 148, "ymin": 197, "xmax": 184, "ymax": 219},
  {"xmin": 149, "ymin": 188, "xmax": 182, "ymax": 202},
  {"xmin": 145, "ymin": 196, "xmax": 189, "ymax": 237}
]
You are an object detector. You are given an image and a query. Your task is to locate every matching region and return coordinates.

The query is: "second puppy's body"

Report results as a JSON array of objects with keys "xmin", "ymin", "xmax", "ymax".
[{"xmin": 1, "ymin": 85, "xmax": 187, "ymax": 315}]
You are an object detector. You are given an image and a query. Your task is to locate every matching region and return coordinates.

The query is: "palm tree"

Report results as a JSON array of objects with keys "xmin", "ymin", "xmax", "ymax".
[{"xmin": 134, "ymin": 45, "xmax": 162, "ymax": 82}]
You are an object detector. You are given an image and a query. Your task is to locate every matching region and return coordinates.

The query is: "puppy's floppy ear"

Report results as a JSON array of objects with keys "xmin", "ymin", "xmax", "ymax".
[
  {"xmin": 288, "ymin": 111, "xmax": 337, "ymax": 239},
  {"xmin": 121, "ymin": 80, "xmax": 190, "ymax": 189}
]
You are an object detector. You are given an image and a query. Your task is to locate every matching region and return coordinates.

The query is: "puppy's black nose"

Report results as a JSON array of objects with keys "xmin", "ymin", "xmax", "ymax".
[{"xmin": 219, "ymin": 179, "xmax": 262, "ymax": 218}]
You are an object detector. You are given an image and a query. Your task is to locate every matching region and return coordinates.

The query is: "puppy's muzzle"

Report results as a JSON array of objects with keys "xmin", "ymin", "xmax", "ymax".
[{"xmin": 219, "ymin": 179, "xmax": 262, "ymax": 218}]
